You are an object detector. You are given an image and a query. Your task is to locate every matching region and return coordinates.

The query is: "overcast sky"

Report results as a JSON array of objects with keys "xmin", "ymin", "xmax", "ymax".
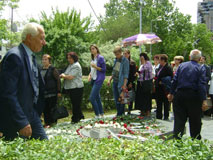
[{"xmin": 2, "ymin": 0, "xmax": 202, "ymax": 25}]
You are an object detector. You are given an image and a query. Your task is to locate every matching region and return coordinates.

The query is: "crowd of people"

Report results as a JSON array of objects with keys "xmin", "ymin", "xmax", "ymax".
[{"xmin": 0, "ymin": 22, "xmax": 211, "ymax": 141}]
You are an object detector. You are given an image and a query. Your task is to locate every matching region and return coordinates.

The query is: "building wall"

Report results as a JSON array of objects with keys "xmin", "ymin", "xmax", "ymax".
[{"xmin": 198, "ymin": 0, "xmax": 213, "ymax": 31}]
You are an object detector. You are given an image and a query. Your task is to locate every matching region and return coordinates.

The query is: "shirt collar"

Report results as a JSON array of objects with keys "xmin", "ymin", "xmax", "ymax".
[{"xmin": 22, "ymin": 43, "xmax": 33, "ymax": 57}]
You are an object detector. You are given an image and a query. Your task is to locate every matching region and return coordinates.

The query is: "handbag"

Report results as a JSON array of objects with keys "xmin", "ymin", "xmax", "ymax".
[
  {"xmin": 128, "ymin": 89, "xmax": 135, "ymax": 102},
  {"xmin": 51, "ymin": 99, "xmax": 69, "ymax": 120}
]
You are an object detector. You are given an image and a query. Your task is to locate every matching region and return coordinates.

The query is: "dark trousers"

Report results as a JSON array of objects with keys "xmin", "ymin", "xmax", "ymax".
[
  {"xmin": 3, "ymin": 110, "xmax": 48, "ymax": 141},
  {"xmin": 43, "ymin": 96, "xmax": 57, "ymax": 125},
  {"xmin": 135, "ymin": 81, "xmax": 152, "ymax": 112},
  {"xmin": 173, "ymin": 89, "xmax": 202, "ymax": 140},
  {"xmin": 69, "ymin": 87, "xmax": 84, "ymax": 122},
  {"xmin": 156, "ymin": 88, "xmax": 169, "ymax": 119}
]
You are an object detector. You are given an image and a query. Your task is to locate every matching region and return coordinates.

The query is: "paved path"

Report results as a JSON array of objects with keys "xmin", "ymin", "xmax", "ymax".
[{"xmin": 100, "ymin": 110, "xmax": 213, "ymax": 141}]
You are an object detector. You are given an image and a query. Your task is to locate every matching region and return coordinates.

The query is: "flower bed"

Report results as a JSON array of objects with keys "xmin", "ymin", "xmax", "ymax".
[{"xmin": 46, "ymin": 115, "xmax": 164, "ymax": 141}]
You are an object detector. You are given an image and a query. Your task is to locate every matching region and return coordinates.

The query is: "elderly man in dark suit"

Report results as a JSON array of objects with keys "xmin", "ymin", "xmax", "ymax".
[
  {"xmin": 0, "ymin": 23, "xmax": 47, "ymax": 140},
  {"xmin": 168, "ymin": 49, "xmax": 208, "ymax": 140}
]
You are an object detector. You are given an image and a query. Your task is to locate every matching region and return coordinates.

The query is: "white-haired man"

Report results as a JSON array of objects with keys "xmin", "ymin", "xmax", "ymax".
[
  {"xmin": 167, "ymin": 49, "xmax": 208, "ymax": 140},
  {"xmin": 0, "ymin": 22, "xmax": 47, "ymax": 140}
]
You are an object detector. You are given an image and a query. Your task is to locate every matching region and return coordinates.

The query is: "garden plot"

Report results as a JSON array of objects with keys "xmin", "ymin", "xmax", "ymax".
[{"xmin": 45, "ymin": 115, "xmax": 172, "ymax": 141}]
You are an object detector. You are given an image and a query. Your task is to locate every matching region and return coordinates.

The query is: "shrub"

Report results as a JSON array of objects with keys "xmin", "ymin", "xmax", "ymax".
[{"xmin": 62, "ymin": 77, "xmax": 115, "ymax": 111}]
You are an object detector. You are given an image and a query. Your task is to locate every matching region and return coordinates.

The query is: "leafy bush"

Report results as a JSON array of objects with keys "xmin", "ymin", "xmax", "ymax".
[
  {"xmin": 0, "ymin": 136, "xmax": 212, "ymax": 160},
  {"xmin": 62, "ymin": 77, "xmax": 115, "ymax": 111}
]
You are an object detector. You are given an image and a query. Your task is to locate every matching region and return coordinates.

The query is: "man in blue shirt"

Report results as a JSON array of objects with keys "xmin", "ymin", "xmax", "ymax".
[{"xmin": 168, "ymin": 49, "xmax": 208, "ymax": 140}]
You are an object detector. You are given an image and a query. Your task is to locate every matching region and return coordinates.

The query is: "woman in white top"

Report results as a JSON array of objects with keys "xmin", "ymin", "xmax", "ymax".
[{"xmin": 60, "ymin": 52, "xmax": 84, "ymax": 123}]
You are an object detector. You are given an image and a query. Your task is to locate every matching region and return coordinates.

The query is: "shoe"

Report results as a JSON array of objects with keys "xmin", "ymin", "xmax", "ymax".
[
  {"xmin": 163, "ymin": 117, "xmax": 169, "ymax": 120},
  {"xmin": 100, "ymin": 114, "xmax": 105, "ymax": 118},
  {"xmin": 95, "ymin": 115, "xmax": 100, "ymax": 119}
]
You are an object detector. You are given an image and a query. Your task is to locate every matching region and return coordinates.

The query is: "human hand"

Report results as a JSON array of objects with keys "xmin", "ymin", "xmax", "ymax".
[
  {"xmin": 57, "ymin": 93, "xmax": 62, "ymax": 97},
  {"xmin": 128, "ymin": 83, "xmax": 132, "ymax": 89},
  {"xmin": 91, "ymin": 63, "xmax": 96, "ymax": 68},
  {"xmin": 88, "ymin": 76, "xmax": 91, "ymax": 82},
  {"xmin": 19, "ymin": 124, "xmax": 32, "ymax": 138},
  {"xmin": 60, "ymin": 73, "xmax": 66, "ymax": 78},
  {"xmin": 107, "ymin": 80, "xmax": 111, "ymax": 86},
  {"xmin": 202, "ymin": 100, "xmax": 208, "ymax": 111},
  {"xmin": 167, "ymin": 94, "xmax": 173, "ymax": 102}
]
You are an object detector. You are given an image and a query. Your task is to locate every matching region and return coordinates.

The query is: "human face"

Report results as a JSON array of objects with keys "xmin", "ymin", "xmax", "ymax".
[
  {"xmin": 174, "ymin": 59, "xmax": 181, "ymax": 65},
  {"xmin": 42, "ymin": 56, "xmax": 50, "ymax": 67},
  {"xmin": 159, "ymin": 59, "xmax": 166, "ymax": 66},
  {"xmin": 114, "ymin": 52, "xmax": 122, "ymax": 59},
  {"xmin": 67, "ymin": 55, "xmax": 74, "ymax": 64},
  {"xmin": 200, "ymin": 56, "xmax": 205, "ymax": 64},
  {"xmin": 90, "ymin": 46, "xmax": 98, "ymax": 56},
  {"xmin": 27, "ymin": 29, "xmax": 46, "ymax": 53},
  {"xmin": 124, "ymin": 51, "xmax": 130, "ymax": 59},
  {"xmin": 140, "ymin": 56, "xmax": 145, "ymax": 64},
  {"xmin": 154, "ymin": 58, "xmax": 159, "ymax": 66}
]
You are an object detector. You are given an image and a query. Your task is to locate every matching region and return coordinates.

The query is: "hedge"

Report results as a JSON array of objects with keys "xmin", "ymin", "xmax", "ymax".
[{"xmin": 61, "ymin": 77, "xmax": 115, "ymax": 110}]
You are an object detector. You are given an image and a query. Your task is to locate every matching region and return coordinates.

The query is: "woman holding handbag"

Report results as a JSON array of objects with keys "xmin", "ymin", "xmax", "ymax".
[
  {"xmin": 60, "ymin": 52, "xmax": 84, "ymax": 123},
  {"xmin": 88, "ymin": 44, "xmax": 106, "ymax": 118},
  {"xmin": 41, "ymin": 54, "xmax": 61, "ymax": 128},
  {"xmin": 135, "ymin": 53, "xmax": 153, "ymax": 117}
]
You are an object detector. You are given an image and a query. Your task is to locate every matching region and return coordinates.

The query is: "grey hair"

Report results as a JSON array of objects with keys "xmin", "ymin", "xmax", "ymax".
[
  {"xmin": 21, "ymin": 22, "xmax": 44, "ymax": 41},
  {"xmin": 189, "ymin": 49, "xmax": 202, "ymax": 61}
]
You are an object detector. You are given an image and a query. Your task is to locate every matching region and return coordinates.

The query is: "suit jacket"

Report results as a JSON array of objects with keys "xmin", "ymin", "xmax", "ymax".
[{"xmin": 0, "ymin": 43, "xmax": 45, "ymax": 133}]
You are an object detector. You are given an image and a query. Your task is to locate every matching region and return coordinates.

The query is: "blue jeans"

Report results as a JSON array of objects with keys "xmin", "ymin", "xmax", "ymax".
[
  {"xmin": 89, "ymin": 80, "xmax": 104, "ymax": 116},
  {"xmin": 113, "ymin": 82, "xmax": 124, "ymax": 116}
]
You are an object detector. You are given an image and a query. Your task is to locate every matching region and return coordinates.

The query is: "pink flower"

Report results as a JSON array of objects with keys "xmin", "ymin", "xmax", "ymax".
[{"xmin": 146, "ymin": 126, "xmax": 149, "ymax": 130}]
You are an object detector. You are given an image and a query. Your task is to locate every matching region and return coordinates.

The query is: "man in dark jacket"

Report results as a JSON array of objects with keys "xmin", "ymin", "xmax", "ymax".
[
  {"xmin": 0, "ymin": 23, "xmax": 47, "ymax": 140},
  {"xmin": 168, "ymin": 49, "xmax": 208, "ymax": 140}
]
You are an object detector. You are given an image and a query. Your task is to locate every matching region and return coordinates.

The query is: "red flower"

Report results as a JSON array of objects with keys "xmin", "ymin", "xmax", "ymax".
[
  {"xmin": 146, "ymin": 126, "xmax": 149, "ymax": 130},
  {"xmin": 120, "ymin": 117, "xmax": 124, "ymax": 121},
  {"xmin": 99, "ymin": 120, "xmax": 104, "ymax": 124},
  {"xmin": 119, "ymin": 131, "xmax": 124, "ymax": 134},
  {"xmin": 123, "ymin": 123, "xmax": 127, "ymax": 128},
  {"xmin": 113, "ymin": 117, "xmax": 117, "ymax": 121},
  {"xmin": 138, "ymin": 116, "xmax": 144, "ymax": 120},
  {"xmin": 76, "ymin": 129, "xmax": 80, "ymax": 135},
  {"xmin": 108, "ymin": 136, "xmax": 112, "ymax": 139},
  {"xmin": 80, "ymin": 126, "xmax": 83, "ymax": 129}
]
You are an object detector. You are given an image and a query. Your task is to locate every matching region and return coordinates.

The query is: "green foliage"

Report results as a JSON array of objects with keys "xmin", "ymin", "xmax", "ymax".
[
  {"xmin": 35, "ymin": 8, "xmax": 93, "ymax": 69},
  {"xmin": 192, "ymin": 23, "xmax": 213, "ymax": 64},
  {"xmin": 0, "ymin": 0, "xmax": 20, "ymax": 46},
  {"xmin": 63, "ymin": 78, "xmax": 115, "ymax": 110},
  {"xmin": 0, "ymin": 136, "xmax": 212, "ymax": 159},
  {"xmin": 99, "ymin": 0, "xmax": 213, "ymax": 63}
]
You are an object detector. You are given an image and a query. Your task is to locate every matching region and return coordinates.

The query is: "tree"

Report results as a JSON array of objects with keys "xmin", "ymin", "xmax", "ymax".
[
  {"xmin": 0, "ymin": 0, "xmax": 20, "ymax": 47},
  {"xmin": 35, "ymin": 8, "xmax": 94, "ymax": 69},
  {"xmin": 98, "ymin": 0, "xmax": 197, "ymax": 61},
  {"xmin": 192, "ymin": 23, "xmax": 213, "ymax": 64}
]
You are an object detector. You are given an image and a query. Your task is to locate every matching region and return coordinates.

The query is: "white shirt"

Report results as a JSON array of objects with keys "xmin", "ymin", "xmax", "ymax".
[
  {"xmin": 90, "ymin": 58, "xmax": 97, "ymax": 80},
  {"xmin": 64, "ymin": 62, "xmax": 84, "ymax": 89}
]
